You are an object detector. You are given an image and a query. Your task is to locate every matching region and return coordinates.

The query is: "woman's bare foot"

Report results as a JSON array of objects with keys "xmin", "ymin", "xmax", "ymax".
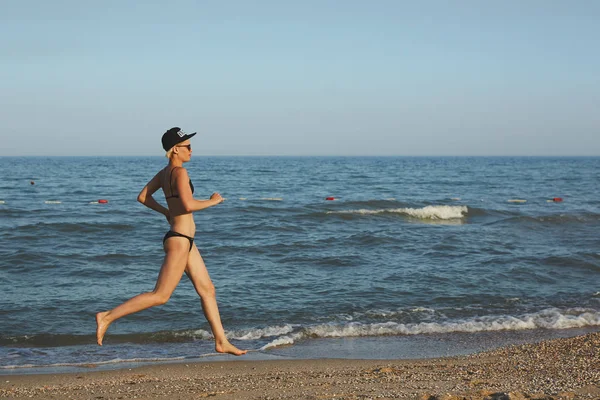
[
  {"xmin": 216, "ymin": 341, "xmax": 247, "ymax": 356},
  {"xmin": 95, "ymin": 311, "xmax": 110, "ymax": 346}
]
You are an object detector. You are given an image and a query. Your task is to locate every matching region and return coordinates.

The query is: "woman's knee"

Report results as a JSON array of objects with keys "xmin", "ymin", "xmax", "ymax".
[{"xmin": 151, "ymin": 291, "xmax": 172, "ymax": 305}]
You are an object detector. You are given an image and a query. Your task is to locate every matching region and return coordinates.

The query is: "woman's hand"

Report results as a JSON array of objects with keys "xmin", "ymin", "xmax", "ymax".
[{"xmin": 210, "ymin": 192, "xmax": 224, "ymax": 205}]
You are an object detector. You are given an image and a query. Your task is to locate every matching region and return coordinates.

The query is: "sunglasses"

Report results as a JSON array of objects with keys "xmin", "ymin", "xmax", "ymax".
[{"xmin": 175, "ymin": 144, "xmax": 192, "ymax": 150}]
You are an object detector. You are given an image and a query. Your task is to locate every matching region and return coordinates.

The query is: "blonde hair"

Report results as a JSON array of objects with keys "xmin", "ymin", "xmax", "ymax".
[{"xmin": 165, "ymin": 147, "xmax": 174, "ymax": 159}]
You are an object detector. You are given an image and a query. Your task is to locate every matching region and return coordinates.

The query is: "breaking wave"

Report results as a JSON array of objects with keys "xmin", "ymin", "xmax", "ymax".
[
  {"xmin": 327, "ymin": 205, "xmax": 468, "ymax": 220},
  {"xmin": 261, "ymin": 308, "xmax": 600, "ymax": 349}
]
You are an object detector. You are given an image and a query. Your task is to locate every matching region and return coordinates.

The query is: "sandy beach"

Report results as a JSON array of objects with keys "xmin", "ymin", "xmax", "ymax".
[{"xmin": 1, "ymin": 332, "xmax": 598, "ymax": 400}]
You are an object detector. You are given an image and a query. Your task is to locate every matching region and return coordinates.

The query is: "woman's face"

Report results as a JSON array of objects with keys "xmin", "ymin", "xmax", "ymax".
[{"xmin": 174, "ymin": 140, "xmax": 192, "ymax": 161}]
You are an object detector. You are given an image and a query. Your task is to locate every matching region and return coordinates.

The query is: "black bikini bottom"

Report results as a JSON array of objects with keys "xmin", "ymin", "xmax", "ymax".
[{"xmin": 163, "ymin": 230, "xmax": 194, "ymax": 252}]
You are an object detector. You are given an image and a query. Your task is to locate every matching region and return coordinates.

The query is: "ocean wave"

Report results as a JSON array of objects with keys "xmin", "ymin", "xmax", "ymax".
[
  {"xmin": 326, "ymin": 205, "xmax": 468, "ymax": 220},
  {"xmin": 229, "ymin": 325, "xmax": 297, "ymax": 340},
  {"xmin": 150, "ymin": 329, "xmax": 213, "ymax": 341},
  {"xmin": 0, "ymin": 329, "xmax": 215, "ymax": 347},
  {"xmin": 5, "ymin": 308, "xmax": 598, "ymax": 350},
  {"xmin": 261, "ymin": 308, "xmax": 600, "ymax": 349},
  {"xmin": 0, "ymin": 327, "xmax": 300, "ymax": 349}
]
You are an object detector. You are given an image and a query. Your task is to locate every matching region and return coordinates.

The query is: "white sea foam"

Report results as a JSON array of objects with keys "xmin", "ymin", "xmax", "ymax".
[
  {"xmin": 230, "ymin": 325, "xmax": 296, "ymax": 340},
  {"xmin": 327, "ymin": 205, "xmax": 468, "ymax": 220},
  {"xmin": 168, "ymin": 329, "xmax": 213, "ymax": 340},
  {"xmin": 260, "ymin": 332, "xmax": 305, "ymax": 350},
  {"xmin": 410, "ymin": 307, "xmax": 436, "ymax": 313},
  {"xmin": 259, "ymin": 308, "xmax": 600, "ymax": 349}
]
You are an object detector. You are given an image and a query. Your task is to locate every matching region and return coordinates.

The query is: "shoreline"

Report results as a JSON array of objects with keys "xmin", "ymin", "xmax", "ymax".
[
  {"xmin": 3, "ymin": 326, "xmax": 599, "ymax": 376},
  {"xmin": 2, "ymin": 332, "xmax": 598, "ymax": 399}
]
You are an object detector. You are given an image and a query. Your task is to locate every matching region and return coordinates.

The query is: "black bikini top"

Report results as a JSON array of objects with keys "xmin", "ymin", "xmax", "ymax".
[{"xmin": 165, "ymin": 167, "xmax": 194, "ymax": 199}]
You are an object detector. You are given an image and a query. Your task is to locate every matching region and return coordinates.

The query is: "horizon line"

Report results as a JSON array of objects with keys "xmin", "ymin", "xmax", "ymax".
[{"xmin": 0, "ymin": 154, "xmax": 599, "ymax": 158}]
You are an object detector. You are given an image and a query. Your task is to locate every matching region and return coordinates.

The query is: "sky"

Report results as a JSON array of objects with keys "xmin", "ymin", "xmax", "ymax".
[{"xmin": 1, "ymin": 1, "xmax": 599, "ymax": 156}]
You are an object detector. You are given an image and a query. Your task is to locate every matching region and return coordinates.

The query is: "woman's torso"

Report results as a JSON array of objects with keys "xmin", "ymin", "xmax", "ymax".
[{"xmin": 162, "ymin": 166, "xmax": 196, "ymax": 237}]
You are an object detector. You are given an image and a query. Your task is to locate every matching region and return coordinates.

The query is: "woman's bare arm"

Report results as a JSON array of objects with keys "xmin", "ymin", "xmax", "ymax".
[
  {"xmin": 174, "ymin": 168, "xmax": 223, "ymax": 213},
  {"xmin": 137, "ymin": 171, "xmax": 169, "ymax": 217}
]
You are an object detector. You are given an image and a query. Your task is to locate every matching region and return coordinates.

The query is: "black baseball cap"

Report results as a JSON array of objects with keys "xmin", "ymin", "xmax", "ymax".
[{"xmin": 161, "ymin": 127, "xmax": 197, "ymax": 151}]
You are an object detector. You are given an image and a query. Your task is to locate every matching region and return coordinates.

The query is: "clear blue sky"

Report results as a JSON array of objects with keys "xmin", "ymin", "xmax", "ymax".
[{"xmin": 1, "ymin": 1, "xmax": 599, "ymax": 156}]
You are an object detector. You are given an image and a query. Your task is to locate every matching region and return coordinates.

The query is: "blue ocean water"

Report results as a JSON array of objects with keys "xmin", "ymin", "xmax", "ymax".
[{"xmin": 0, "ymin": 156, "xmax": 599, "ymax": 372}]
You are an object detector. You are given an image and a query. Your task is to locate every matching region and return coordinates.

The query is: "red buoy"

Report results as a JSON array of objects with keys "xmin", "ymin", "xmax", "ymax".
[
  {"xmin": 325, "ymin": 197, "xmax": 336, "ymax": 201},
  {"xmin": 98, "ymin": 199, "xmax": 109, "ymax": 204},
  {"xmin": 553, "ymin": 197, "xmax": 563, "ymax": 202}
]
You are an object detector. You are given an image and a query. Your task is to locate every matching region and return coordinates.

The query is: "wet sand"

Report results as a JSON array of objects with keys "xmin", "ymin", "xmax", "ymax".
[{"xmin": 1, "ymin": 332, "xmax": 599, "ymax": 399}]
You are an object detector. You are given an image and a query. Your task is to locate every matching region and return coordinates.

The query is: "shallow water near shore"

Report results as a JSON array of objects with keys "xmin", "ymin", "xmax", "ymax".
[
  {"xmin": 3, "ymin": 327, "xmax": 599, "ymax": 376},
  {"xmin": 1, "ymin": 156, "xmax": 599, "ymax": 372}
]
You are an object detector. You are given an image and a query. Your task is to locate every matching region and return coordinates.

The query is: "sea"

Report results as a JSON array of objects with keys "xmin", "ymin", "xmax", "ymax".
[{"xmin": 1, "ymin": 156, "xmax": 599, "ymax": 374}]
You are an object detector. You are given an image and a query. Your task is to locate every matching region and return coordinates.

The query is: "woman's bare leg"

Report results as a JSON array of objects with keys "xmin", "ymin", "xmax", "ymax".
[
  {"xmin": 185, "ymin": 244, "xmax": 247, "ymax": 356},
  {"xmin": 95, "ymin": 238, "xmax": 190, "ymax": 346}
]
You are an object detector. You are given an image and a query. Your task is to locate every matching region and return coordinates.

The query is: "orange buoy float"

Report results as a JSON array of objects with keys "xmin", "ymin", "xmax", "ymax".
[
  {"xmin": 325, "ymin": 197, "xmax": 336, "ymax": 201},
  {"xmin": 553, "ymin": 197, "xmax": 563, "ymax": 202},
  {"xmin": 98, "ymin": 199, "xmax": 109, "ymax": 204}
]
